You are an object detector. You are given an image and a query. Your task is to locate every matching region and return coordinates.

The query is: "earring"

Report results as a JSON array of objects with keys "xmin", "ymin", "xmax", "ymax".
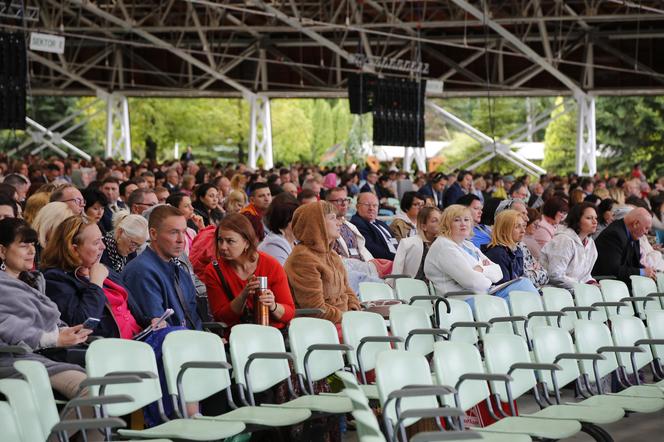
[{"xmin": 0, "ymin": 262, "xmax": 5, "ymax": 271}]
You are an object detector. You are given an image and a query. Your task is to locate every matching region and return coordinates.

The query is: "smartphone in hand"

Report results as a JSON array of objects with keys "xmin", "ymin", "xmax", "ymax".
[{"xmin": 82, "ymin": 317, "xmax": 101, "ymax": 330}]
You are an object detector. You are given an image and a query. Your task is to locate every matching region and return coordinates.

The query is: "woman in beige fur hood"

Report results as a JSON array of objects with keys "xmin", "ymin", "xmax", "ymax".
[{"xmin": 284, "ymin": 201, "xmax": 361, "ymax": 325}]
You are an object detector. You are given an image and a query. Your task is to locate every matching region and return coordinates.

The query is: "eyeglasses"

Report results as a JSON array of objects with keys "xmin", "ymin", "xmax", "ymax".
[
  {"xmin": 329, "ymin": 198, "xmax": 350, "ymax": 204},
  {"xmin": 62, "ymin": 197, "xmax": 85, "ymax": 206},
  {"xmin": 136, "ymin": 202, "xmax": 157, "ymax": 207},
  {"xmin": 358, "ymin": 202, "xmax": 379, "ymax": 209},
  {"xmin": 412, "ymin": 202, "xmax": 425, "ymax": 208}
]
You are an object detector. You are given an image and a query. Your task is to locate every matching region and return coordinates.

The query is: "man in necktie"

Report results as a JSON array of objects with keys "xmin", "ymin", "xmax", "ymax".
[
  {"xmin": 350, "ymin": 192, "xmax": 398, "ymax": 260},
  {"xmin": 100, "ymin": 177, "xmax": 126, "ymax": 232}
]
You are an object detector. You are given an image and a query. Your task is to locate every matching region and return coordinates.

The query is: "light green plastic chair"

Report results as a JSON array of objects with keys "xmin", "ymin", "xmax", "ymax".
[
  {"xmin": 86, "ymin": 338, "xmax": 245, "ymax": 441},
  {"xmin": 658, "ymin": 273, "xmax": 664, "ymax": 292},
  {"xmin": 473, "ymin": 295, "xmax": 524, "ymax": 336},
  {"xmin": 288, "ymin": 317, "xmax": 352, "ymax": 397},
  {"xmin": 229, "ymin": 324, "xmax": 351, "ymax": 414},
  {"xmin": 599, "ymin": 279, "xmax": 647, "ymax": 317},
  {"xmin": 161, "ymin": 329, "xmax": 310, "ymax": 427},
  {"xmin": 483, "ymin": 333, "xmax": 624, "ymax": 433},
  {"xmin": 0, "ymin": 377, "xmax": 128, "ymax": 442},
  {"xmin": 508, "ymin": 291, "xmax": 562, "ymax": 345},
  {"xmin": 394, "ymin": 277, "xmax": 443, "ymax": 318},
  {"xmin": 341, "ymin": 311, "xmax": 403, "ymax": 392},
  {"xmin": 437, "ymin": 298, "xmax": 487, "ymax": 344},
  {"xmin": 531, "ymin": 325, "xmax": 664, "ymax": 414},
  {"xmin": 541, "ymin": 286, "xmax": 595, "ymax": 332},
  {"xmin": 358, "ymin": 281, "xmax": 396, "ymax": 303},
  {"xmin": 388, "ymin": 304, "xmax": 448, "ymax": 356},
  {"xmin": 432, "ymin": 340, "xmax": 580, "ymax": 440},
  {"xmin": 574, "ymin": 320, "xmax": 664, "ymax": 406},
  {"xmin": 646, "ymin": 310, "xmax": 664, "ymax": 367},
  {"xmin": 630, "ymin": 275, "xmax": 664, "ymax": 310},
  {"xmin": 0, "ymin": 400, "xmax": 21, "ymax": 442},
  {"xmin": 572, "ymin": 283, "xmax": 610, "ymax": 322},
  {"xmin": 609, "ymin": 315, "xmax": 664, "ymax": 388}
]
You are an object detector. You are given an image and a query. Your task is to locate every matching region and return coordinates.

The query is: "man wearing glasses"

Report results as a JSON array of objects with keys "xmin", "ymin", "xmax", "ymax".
[
  {"xmin": 49, "ymin": 184, "xmax": 85, "ymax": 215},
  {"xmin": 326, "ymin": 187, "xmax": 373, "ymax": 262},
  {"xmin": 350, "ymin": 192, "xmax": 398, "ymax": 260},
  {"xmin": 127, "ymin": 188, "xmax": 159, "ymax": 215}
]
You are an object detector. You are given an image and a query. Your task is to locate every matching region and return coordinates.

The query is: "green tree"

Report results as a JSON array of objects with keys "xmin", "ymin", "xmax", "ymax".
[
  {"xmin": 331, "ymin": 99, "xmax": 352, "ymax": 146},
  {"xmin": 309, "ymin": 99, "xmax": 334, "ymax": 163},
  {"xmin": 270, "ymin": 99, "xmax": 312, "ymax": 164},
  {"xmin": 542, "ymin": 97, "xmax": 577, "ymax": 174}
]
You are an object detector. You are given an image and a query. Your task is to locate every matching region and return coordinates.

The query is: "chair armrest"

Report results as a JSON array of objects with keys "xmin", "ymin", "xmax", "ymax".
[
  {"xmin": 597, "ymin": 345, "xmax": 645, "ymax": 354},
  {"xmin": 359, "ymin": 336, "xmax": 404, "ymax": 344},
  {"xmin": 411, "ymin": 431, "xmax": 483, "ymax": 442},
  {"xmin": 592, "ymin": 301, "xmax": 625, "ymax": 307},
  {"xmin": 51, "ymin": 417, "xmax": 126, "ymax": 434},
  {"xmin": 181, "ymin": 361, "xmax": 232, "ymax": 370},
  {"xmin": 63, "ymin": 394, "xmax": 133, "ymax": 411},
  {"xmin": 79, "ymin": 375, "xmax": 143, "ymax": 389},
  {"xmin": 399, "ymin": 407, "xmax": 465, "ymax": 420},
  {"xmin": 635, "ymin": 339, "xmax": 664, "ymax": 346},
  {"xmin": 202, "ymin": 321, "xmax": 228, "ymax": 331},
  {"xmin": 382, "ymin": 274, "xmax": 411, "ymax": 280},
  {"xmin": 458, "ymin": 373, "xmax": 513, "ymax": 383},
  {"xmin": 561, "ymin": 306, "xmax": 597, "ymax": 320},
  {"xmin": 554, "ymin": 353, "xmax": 606, "ymax": 363},
  {"xmin": 106, "ymin": 370, "xmax": 157, "ymax": 379},
  {"xmin": 528, "ymin": 311, "xmax": 564, "ymax": 319},
  {"xmin": 489, "ymin": 315, "xmax": 527, "ymax": 324},
  {"xmin": 508, "ymin": 362, "xmax": 561, "ymax": 375},
  {"xmin": 405, "ymin": 329, "xmax": 450, "ymax": 349},
  {"xmin": 247, "ymin": 352, "xmax": 294, "ymax": 363},
  {"xmin": 445, "ymin": 290, "xmax": 476, "ymax": 297},
  {"xmin": 594, "ymin": 275, "xmax": 616, "ymax": 281},
  {"xmin": 307, "ymin": 343, "xmax": 353, "ymax": 352},
  {"xmin": 646, "ymin": 292, "xmax": 664, "ymax": 298},
  {"xmin": 450, "ymin": 321, "xmax": 491, "ymax": 332},
  {"xmin": 295, "ymin": 308, "xmax": 325, "ymax": 316},
  {"xmin": 387, "ymin": 385, "xmax": 457, "ymax": 400},
  {"xmin": 0, "ymin": 346, "xmax": 27, "ymax": 355}
]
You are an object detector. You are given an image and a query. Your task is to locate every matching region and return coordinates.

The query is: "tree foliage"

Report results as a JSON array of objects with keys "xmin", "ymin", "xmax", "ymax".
[{"xmin": 542, "ymin": 97, "xmax": 577, "ymax": 174}]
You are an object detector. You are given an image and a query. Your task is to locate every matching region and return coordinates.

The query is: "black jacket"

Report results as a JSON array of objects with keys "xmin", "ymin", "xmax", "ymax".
[
  {"xmin": 350, "ymin": 214, "xmax": 397, "ymax": 260},
  {"xmin": 592, "ymin": 219, "xmax": 643, "ymax": 285},
  {"xmin": 42, "ymin": 267, "xmax": 148, "ymax": 338},
  {"xmin": 483, "ymin": 245, "xmax": 524, "ymax": 285}
]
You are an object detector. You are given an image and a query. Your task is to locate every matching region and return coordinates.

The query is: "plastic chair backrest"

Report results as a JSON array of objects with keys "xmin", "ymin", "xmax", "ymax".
[
  {"xmin": 658, "ymin": 273, "xmax": 664, "ymax": 293},
  {"xmin": 343, "ymin": 388, "xmax": 371, "ymax": 412},
  {"xmin": 336, "ymin": 370, "xmax": 362, "ymax": 391},
  {"xmin": 0, "ymin": 379, "xmax": 46, "ymax": 442},
  {"xmin": 342, "ymin": 311, "xmax": 390, "ymax": 371},
  {"xmin": 630, "ymin": 275, "xmax": 663, "ymax": 310},
  {"xmin": 229, "ymin": 324, "xmax": 291, "ymax": 393},
  {"xmin": 573, "ymin": 283, "xmax": 608, "ymax": 322},
  {"xmin": 162, "ymin": 330, "xmax": 231, "ymax": 403},
  {"xmin": 473, "ymin": 295, "xmax": 514, "ymax": 335},
  {"xmin": 86, "ymin": 338, "xmax": 162, "ymax": 416},
  {"xmin": 646, "ymin": 310, "xmax": 664, "ymax": 359},
  {"xmin": 14, "ymin": 360, "xmax": 60, "ymax": 436},
  {"xmin": 432, "ymin": 341, "xmax": 490, "ymax": 410},
  {"xmin": 395, "ymin": 278, "xmax": 434, "ymax": 316},
  {"xmin": 531, "ymin": 326, "xmax": 580, "ymax": 390},
  {"xmin": 389, "ymin": 304, "xmax": 435, "ymax": 356},
  {"xmin": 352, "ymin": 410, "xmax": 387, "ymax": 441},
  {"xmin": 375, "ymin": 349, "xmax": 437, "ymax": 428},
  {"xmin": 509, "ymin": 290, "xmax": 546, "ymax": 337},
  {"xmin": 574, "ymin": 320, "xmax": 619, "ymax": 378},
  {"xmin": 483, "ymin": 333, "xmax": 537, "ymax": 400},
  {"xmin": 599, "ymin": 279, "xmax": 635, "ymax": 316},
  {"xmin": 358, "ymin": 282, "xmax": 394, "ymax": 302},
  {"xmin": 0, "ymin": 401, "xmax": 21, "ymax": 442},
  {"xmin": 289, "ymin": 317, "xmax": 345, "ymax": 381},
  {"xmin": 438, "ymin": 298, "xmax": 478, "ymax": 344},
  {"xmin": 542, "ymin": 287, "xmax": 576, "ymax": 331},
  {"xmin": 609, "ymin": 315, "xmax": 653, "ymax": 374}
]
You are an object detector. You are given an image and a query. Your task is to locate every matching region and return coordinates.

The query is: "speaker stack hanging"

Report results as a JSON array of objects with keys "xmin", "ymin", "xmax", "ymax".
[
  {"xmin": 0, "ymin": 32, "xmax": 27, "ymax": 130},
  {"xmin": 371, "ymin": 77, "xmax": 426, "ymax": 148}
]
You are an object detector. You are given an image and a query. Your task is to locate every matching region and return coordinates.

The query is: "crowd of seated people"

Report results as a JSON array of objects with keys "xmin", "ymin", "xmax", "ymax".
[{"xmin": 0, "ymin": 153, "xmax": 663, "ymax": 440}]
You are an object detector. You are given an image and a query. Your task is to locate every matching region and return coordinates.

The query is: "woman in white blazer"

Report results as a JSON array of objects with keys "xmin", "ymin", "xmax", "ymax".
[
  {"xmin": 392, "ymin": 207, "xmax": 441, "ymax": 279},
  {"xmin": 424, "ymin": 205, "xmax": 504, "ymax": 297}
]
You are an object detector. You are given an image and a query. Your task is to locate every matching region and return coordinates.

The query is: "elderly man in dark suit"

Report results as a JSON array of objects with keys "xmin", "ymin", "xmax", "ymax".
[
  {"xmin": 350, "ymin": 192, "xmax": 398, "ymax": 260},
  {"xmin": 592, "ymin": 207, "xmax": 656, "ymax": 284}
]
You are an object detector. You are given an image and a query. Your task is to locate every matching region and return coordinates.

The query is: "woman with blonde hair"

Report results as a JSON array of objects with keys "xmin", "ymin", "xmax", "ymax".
[
  {"xmin": 229, "ymin": 173, "xmax": 247, "ymax": 193},
  {"xmin": 100, "ymin": 210, "xmax": 148, "ymax": 272},
  {"xmin": 23, "ymin": 191, "xmax": 51, "ymax": 226},
  {"xmin": 223, "ymin": 189, "xmax": 247, "ymax": 214},
  {"xmin": 484, "ymin": 210, "xmax": 539, "ymax": 293},
  {"xmin": 31, "ymin": 202, "xmax": 75, "ymax": 268}
]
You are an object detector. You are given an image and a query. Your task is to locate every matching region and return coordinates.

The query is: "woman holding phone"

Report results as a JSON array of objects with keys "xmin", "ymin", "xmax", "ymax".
[{"xmin": 0, "ymin": 218, "xmax": 91, "ymax": 399}]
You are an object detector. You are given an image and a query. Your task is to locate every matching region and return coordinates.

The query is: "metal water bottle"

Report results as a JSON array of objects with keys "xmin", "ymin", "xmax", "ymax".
[{"xmin": 254, "ymin": 276, "xmax": 270, "ymax": 326}]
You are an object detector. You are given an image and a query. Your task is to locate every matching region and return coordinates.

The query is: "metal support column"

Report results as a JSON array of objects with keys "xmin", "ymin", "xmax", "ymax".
[
  {"xmin": 105, "ymin": 93, "xmax": 132, "ymax": 161},
  {"xmin": 575, "ymin": 94, "xmax": 597, "ymax": 176},
  {"xmin": 403, "ymin": 147, "xmax": 427, "ymax": 173},
  {"xmin": 248, "ymin": 94, "xmax": 273, "ymax": 170}
]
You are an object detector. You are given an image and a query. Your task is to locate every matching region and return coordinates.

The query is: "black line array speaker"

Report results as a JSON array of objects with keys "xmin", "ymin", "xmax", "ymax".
[
  {"xmin": 372, "ymin": 78, "xmax": 426, "ymax": 147},
  {"xmin": 348, "ymin": 73, "xmax": 377, "ymax": 115},
  {"xmin": 0, "ymin": 32, "xmax": 27, "ymax": 130}
]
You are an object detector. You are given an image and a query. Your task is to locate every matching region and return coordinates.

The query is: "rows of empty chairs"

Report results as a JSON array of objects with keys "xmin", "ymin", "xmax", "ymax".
[{"xmin": 2, "ymin": 273, "xmax": 664, "ymax": 441}]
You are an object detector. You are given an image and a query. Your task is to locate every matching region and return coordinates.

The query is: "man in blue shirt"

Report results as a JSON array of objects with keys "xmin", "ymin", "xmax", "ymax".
[{"xmin": 123, "ymin": 205, "xmax": 202, "ymax": 329}]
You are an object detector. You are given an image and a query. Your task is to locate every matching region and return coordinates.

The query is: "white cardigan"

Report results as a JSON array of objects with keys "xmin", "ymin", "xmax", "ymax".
[
  {"xmin": 540, "ymin": 226, "xmax": 598, "ymax": 289},
  {"xmin": 424, "ymin": 236, "xmax": 503, "ymax": 296},
  {"xmin": 392, "ymin": 235, "xmax": 424, "ymax": 277}
]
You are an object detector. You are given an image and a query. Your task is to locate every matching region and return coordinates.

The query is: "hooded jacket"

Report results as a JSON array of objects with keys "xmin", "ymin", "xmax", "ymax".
[
  {"xmin": 284, "ymin": 202, "xmax": 361, "ymax": 323},
  {"xmin": 541, "ymin": 226, "xmax": 598, "ymax": 289}
]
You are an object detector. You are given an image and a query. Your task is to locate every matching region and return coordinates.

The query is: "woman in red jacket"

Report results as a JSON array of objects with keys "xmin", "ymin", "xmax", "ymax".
[{"xmin": 201, "ymin": 213, "xmax": 295, "ymax": 330}]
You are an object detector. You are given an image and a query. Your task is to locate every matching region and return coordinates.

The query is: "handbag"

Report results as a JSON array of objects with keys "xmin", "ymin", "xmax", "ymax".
[{"xmin": 212, "ymin": 260, "xmax": 253, "ymax": 324}]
